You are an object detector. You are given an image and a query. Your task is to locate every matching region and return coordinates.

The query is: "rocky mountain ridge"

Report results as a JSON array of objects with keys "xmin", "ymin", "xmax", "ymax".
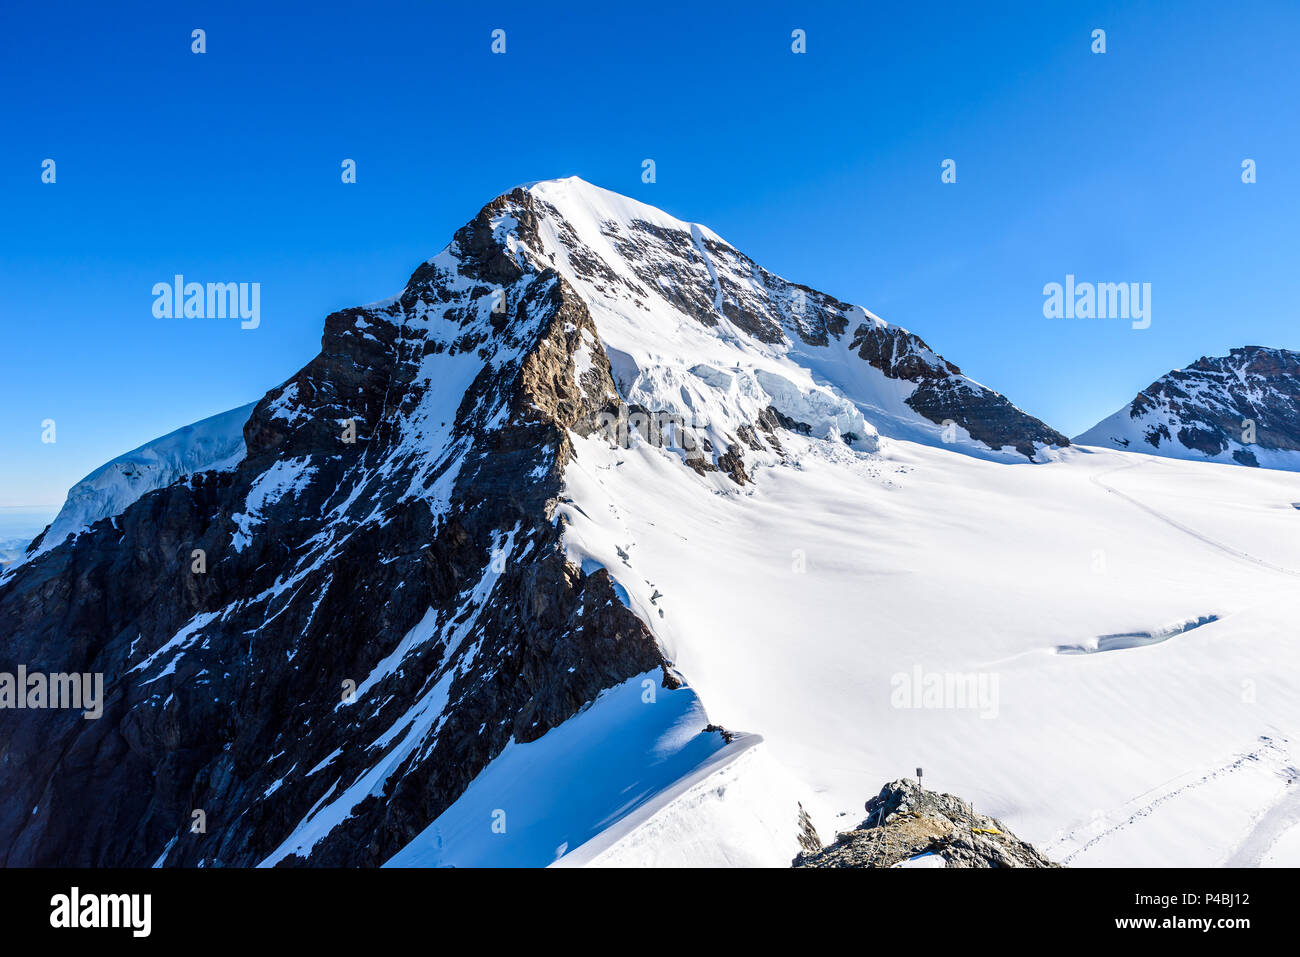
[
  {"xmin": 1076, "ymin": 345, "xmax": 1300, "ymax": 470},
  {"xmin": 0, "ymin": 179, "xmax": 1078, "ymax": 867}
]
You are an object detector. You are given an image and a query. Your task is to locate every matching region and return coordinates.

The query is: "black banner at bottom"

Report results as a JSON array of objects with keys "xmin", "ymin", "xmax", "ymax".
[{"xmin": 0, "ymin": 865, "xmax": 1279, "ymax": 943}]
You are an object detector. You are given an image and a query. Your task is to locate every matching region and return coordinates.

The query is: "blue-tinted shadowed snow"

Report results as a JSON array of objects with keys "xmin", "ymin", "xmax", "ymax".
[
  {"xmin": 580, "ymin": 556, "xmax": 631, "ymax": 608},
  {"xmin": 383, "ymin": 672, "xmax": 724, "ymax": 867}
]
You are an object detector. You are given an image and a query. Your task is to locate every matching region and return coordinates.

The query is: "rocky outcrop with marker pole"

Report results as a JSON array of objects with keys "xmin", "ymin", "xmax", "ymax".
[{"xmin": 793, "ymin": 778, "xmax": 1059, "ymax": 868}]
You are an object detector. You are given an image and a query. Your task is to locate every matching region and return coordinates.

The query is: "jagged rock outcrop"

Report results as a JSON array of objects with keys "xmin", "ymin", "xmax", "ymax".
[
  {"xmin": 793, "ymin": 778, "xmax": 1058, "ymax": 868},
  {"xmin": 1076, "ymin": 346, "xmax": 1300, "ymax": 470},
  {"xmin": 850, "ymin": 322, "xmax": 1069, "ymax": 458}
]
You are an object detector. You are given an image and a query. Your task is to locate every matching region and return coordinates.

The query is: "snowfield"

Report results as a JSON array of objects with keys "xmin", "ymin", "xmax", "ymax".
[{"xmin": 557, "ymin": 434, "xmax": 1300, "ymax": 867}]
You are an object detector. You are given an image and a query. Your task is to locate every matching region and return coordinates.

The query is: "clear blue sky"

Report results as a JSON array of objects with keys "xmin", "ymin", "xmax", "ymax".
[{"xmin": 3, "ymin": 1, "xmax": 1298, "ymax": 506}]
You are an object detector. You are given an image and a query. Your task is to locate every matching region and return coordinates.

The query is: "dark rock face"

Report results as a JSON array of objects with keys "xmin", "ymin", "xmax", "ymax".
[
  {"xmin": 793, "ymin": 779, "xmax": 1058, "ymax": 868},
  {"xmin": 1159, "ymin": 348, "xmax": 1300, "ymax": 455},
  {"xmin": 0, "ymin": 190, "xmax": 671, "ymax": 868},
  {"xmin": 849, "ymin": 323, "xmax": 1069, "ymax": 458},
  {"xmin": 795, "ymin": 803, "xmax": 822, "ymax": 856}
]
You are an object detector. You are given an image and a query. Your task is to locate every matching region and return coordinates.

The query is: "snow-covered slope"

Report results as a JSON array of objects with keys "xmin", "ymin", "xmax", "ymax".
[
  {"xmin": 31, "ymin": 402, "xmax": 256, "ymax": 558},
  {"xmin": 1076, "ymin": 346, "xmax": 1300, "ymax": 471},
  {"xmin": 552, "ymin": 430, "xmax": 1300, "ymax": 867},
  {"xmin": 384, "ymin": 675, "xmax": 741, "ymax": 868}
]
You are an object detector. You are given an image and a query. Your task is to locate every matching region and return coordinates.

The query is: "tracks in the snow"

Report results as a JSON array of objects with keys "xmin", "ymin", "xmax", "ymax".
[
  {"xmin": 1222, "ymin": 772, "xmax": 1300, "ymax": 866},
  {"xmin": 1053, "ymin": 736, "xmax": 1289, "ymax": 864},
  {"xmin": 1089, "ymin": 460, "xmax": 1300, "ymax": 579}
]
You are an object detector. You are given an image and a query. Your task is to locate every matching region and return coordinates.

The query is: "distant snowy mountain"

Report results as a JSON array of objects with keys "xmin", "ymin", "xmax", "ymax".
[
  {"xmin": 1076, "ymin": 346, "xmax": 1300, "ymax": 471},
  {"xmin": 26, "ymin": 403, "xmax": 255, "ymax": 560},
  {"xmin": 3, "ymin": 179, "xmax": 1299, "ymax": 870}
]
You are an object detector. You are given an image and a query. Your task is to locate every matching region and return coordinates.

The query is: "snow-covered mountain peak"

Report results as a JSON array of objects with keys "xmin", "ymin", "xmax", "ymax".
[
  {"xmin": 1076, "ymin": 345, "xmax": 1300, "ymax": 470},
  {"xmin": 439, "ymin": 178, "xmax": 1068, "ymax": 464},
  {"xmin": 523, "ymin": 175, "xmax": 728, "ymax": 245},
  {"xmin": 19, "ymin": 179, "xmax": 1071, "ymax": 585},
  {"xmin": 2, "ymin": 178, "xmax": 1100, "ymax": 871}
]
